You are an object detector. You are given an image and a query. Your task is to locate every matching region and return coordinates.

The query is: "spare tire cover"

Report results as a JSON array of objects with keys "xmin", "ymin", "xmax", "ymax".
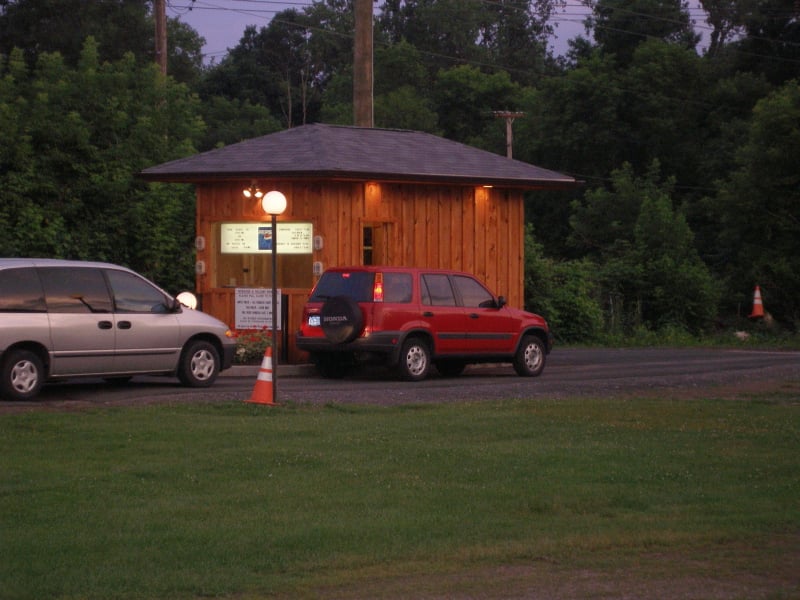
[{"xmin": 320, "ymin": 295, "xmax": 365, "ymax": 344}]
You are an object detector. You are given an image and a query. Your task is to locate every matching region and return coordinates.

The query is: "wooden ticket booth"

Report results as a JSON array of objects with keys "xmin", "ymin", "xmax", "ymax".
[{"xmin": 140, "ymin": 124, "xmax": 576, "ymax": 363}]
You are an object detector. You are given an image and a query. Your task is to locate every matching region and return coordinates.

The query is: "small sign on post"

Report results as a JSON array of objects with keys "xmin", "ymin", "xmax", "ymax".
[{"xmin": 235, "ymin": 288, "xmax": 281, "ymax": 330}]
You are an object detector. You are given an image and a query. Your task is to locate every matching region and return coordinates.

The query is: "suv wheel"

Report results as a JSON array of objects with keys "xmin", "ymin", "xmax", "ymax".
[
  {"xmin": 513, "ymin": 335, "xmax": 546, "ymax": 377},
  {"xmin": 178, "ymin": 340, "xmax": 220, "ymax": 387},
  {"xmin": 396, "ymin": 337, "xmax": 430, "ymax": 381},
  {"xmin": 1, "ymin": 349, "xmax": 45, "ymax": 400},
  {"xmin": 321, "ymin": 296, "xmax": 365, "ymax": 344}
]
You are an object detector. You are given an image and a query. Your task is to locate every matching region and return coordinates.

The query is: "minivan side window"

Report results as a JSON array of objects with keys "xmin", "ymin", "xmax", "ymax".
[
  {"xmin": 105, "ymin": 269, "xmax": 170, "ymax": 313},
  {"xmin": 421, "ymin": 274, "xmax": 456, "ymax": 306},
  {"xmin": 453, "ymin": 275, "xmax": 494, "ymax": 308},
  {"xmin": 0, "ymin": 268, "xmax": 46, "ymax": 312},
  {"xmin": 39, "ymin": 267, "xmax": 113, "ymax": 313}
]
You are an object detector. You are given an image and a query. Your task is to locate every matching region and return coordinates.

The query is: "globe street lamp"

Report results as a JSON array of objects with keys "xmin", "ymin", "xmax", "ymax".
[{"xmin": 261, "ymin": 190, "xmax": 287, "ymax": 400}]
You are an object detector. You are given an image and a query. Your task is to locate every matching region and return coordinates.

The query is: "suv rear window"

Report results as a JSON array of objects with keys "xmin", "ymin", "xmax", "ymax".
[{"xmin": 310, "ymin": 271, "xmax": 375, "ymax": 302}]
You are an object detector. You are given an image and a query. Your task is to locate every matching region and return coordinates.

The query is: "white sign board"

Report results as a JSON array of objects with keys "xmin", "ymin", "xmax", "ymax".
[
  {"xmin": 235, "ymin": 288, "xmax": 281, "ymax": 330},
  {"xmin": 221, "ymin": 222, "xmax": 312, "ymax": 254}
]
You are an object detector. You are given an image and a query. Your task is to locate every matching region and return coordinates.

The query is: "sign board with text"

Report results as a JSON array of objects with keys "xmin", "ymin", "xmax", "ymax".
[
  {"xmin": 235, "ymin": 288, "xmax": 281, "ymax": 330},
  {"xmin": 221, "ymin": 222, "xmax": 312, "ymax": 254}
]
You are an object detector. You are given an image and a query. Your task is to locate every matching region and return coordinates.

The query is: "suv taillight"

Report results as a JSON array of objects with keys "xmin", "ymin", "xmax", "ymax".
[{"xmin": 373, "ymin": 272, "xmax": 384, "ymax": 302}]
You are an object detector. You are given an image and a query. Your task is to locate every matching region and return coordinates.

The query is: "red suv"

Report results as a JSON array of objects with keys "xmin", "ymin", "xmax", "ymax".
[{"xmin": 296, "ymin": 266, "xmax": 552, "ymax": 380}]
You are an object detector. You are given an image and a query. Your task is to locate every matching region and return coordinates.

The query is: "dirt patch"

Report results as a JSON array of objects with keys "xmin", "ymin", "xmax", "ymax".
[{"xmin": 306, "ymin": 534, "xmax": 800, "ymax": 599}]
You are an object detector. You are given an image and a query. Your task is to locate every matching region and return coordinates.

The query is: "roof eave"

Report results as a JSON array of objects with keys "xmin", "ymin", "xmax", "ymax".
[{"xmin": 137, "ymin": 170, "xmax": 580, "ymax": 190}]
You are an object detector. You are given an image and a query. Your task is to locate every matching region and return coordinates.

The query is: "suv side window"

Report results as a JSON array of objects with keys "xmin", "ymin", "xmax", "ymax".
[
  {"xmin": 0, "ymin": 267, "xmax": 46, "ymax": 312},
  {"xmin": 453, "ymin": 275, "xmax": 495, "ymax": 308},
  {"xmin": 384, "ymin": 273, "xmax": 412, "ymax": 303},
  {"xmin": 421, "ymin": 274, "xmax": 457, "ymax": 306},
  {"xmin": 39, "ymin": 267, "xmax": 113, "ymax": 313},
  {"xmin": 105, "ymin": 269, "xmax": 170, "ymax": 313}
]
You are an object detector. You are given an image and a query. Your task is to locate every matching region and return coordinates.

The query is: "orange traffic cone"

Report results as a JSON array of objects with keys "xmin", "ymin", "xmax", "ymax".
[
  {"xmin": 247, "ymin": 346, "xmax": 276, "ymax": 405},
  {"xmin": 749, "ymin": 285, "xmax": 764, "ymax": 319}
]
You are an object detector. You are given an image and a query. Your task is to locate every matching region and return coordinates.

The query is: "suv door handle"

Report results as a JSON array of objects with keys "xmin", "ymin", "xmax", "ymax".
[
  {"xmin": 98, "ymin": 321, "xmax": 113, "ymax": 330},
  {"xmin": 423, "ymin": 311, "xmax": 434, "ymax": 317},
  {"xmin": 117, "ymin": 321, "xmax": 132, "ymax": 330},
  {"xmin": 469, "ymin": 313, "xmax": 479, "ymax": 319}
]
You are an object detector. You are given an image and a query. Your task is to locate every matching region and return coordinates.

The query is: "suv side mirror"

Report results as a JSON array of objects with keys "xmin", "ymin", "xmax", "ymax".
[{"xmin": 497, "ymin": 296, "xmax": 507, "ymax": 308}]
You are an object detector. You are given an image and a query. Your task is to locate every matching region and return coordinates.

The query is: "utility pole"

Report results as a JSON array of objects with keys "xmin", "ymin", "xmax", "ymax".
[
  {"xmin": 353, "ymin": 0, "xmax": 374, "ymax": 127},
  {"xmin": 154, "ymin": 0, "xmax": 167, "ymax": 75},
  {"xmin": 492, "ymin": 111, "xmax": 524, "ymax": 159}
]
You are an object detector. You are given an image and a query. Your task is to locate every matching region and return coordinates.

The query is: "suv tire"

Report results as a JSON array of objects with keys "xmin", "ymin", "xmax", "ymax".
[
  {"xmin": 321, "ymin": 296, "xmax": 365, "ymax": 344},
  {"xmin": 513, "ymin": 335, "xmax": 546, "ymax": 377},
  {"xmin": 396, "ymin": 337, "xmax": 430, "ymax": 381}
]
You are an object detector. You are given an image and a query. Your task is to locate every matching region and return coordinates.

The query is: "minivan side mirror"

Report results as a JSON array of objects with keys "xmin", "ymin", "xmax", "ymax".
[{"xmin": 497, "ymin": 296, "xmax": 507, "ymax": 308}]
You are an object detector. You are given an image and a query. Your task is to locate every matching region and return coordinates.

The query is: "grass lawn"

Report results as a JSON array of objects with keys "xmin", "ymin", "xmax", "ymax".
[{"xmin": 1, "ymin": 389, "xmax": 798, "ymax": 599}]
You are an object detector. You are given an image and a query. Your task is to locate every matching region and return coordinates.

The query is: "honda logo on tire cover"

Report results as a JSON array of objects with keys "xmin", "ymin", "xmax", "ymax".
[{"xmin": 320, "ymin": 296, "xmax": 365, "ymax": 344}]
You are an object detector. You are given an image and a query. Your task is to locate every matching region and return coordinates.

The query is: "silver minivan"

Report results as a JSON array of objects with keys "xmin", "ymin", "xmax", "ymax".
[{"xmin": 0, "ymin": 258, "xmax": 236, "ymax": 400}]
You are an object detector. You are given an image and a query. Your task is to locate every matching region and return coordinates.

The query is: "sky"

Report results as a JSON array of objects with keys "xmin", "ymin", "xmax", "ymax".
[{"xmin": 168, "ymin": 0, "xmax": 592, "ymax": 64}]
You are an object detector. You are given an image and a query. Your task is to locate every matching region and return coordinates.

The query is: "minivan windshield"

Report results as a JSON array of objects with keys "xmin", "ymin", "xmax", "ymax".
[{"xmin": 310, "ymin": 271, "xmax": 375, "ymax": 302}]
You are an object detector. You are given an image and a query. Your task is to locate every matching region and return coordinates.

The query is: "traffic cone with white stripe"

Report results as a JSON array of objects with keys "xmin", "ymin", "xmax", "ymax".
[
  {"xmin": 247, "ymin": 346, "xmax": 276, "ymax": 405},
  {"xmin": 749, "ymin": 285, "xmax": 764, "ymax": 319}
]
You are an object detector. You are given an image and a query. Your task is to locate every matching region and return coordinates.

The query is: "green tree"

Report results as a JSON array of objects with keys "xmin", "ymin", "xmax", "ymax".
[
  {"xmin": 433, "ymin": 64, "xmax": 521, "ymax": 150},
  {"xmin": 571, "ymin": 163, "xmax": 719, "ymax": 333},
  {"xmin": 378, "ymin": 0, "xmax": 487, "ymax": 73},
  {"xmin": 0, "ymin": 39, "xmax": 204, "ymax": 290},
  {"xmin": 200, "ymin": 2, "xmax": 356, "ymax": 129},
  {"xmin": 0, "ymin": 0, "xmax": 204, "ymax": 85},
  {"xmin": 620, "ymin": 41, "xmax": 708, "ymax": 186},
  {"xmin": 727, "ymin": 0, "xmax": 800, "ymax": 85},
  {"xmin": 587, "ymin": 0, "xmax": 699, "ymax": 65},
  {"xmin": 198, "ymin": 96, "xmax": 281, "ymax": 151},
  {"xmin": 200, "ymin": 12, "xmax": 320, "ymax": 129},
  {"xmin": 628, "ymin": 193, "xmax": 720, "ymax": 332},
  {"xmin": 710, "ymin": 81, "xmax": 800, "ymax": 326},
  {"xmin": 524, "ymin": 225, "xmax": 605, "ymax": 342}
]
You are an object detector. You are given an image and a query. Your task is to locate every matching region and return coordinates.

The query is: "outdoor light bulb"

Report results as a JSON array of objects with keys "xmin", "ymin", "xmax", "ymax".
[
  {"xmin": 254, "ymin": 188, "xmax": 264, "ymax": 199},
  {"xmin": 262, "ymin": 190, "xmax": 287, "ymax": 215},
  {"xmin": 242, "ymin": 188, "xmax": 252, "ymax": 198}
]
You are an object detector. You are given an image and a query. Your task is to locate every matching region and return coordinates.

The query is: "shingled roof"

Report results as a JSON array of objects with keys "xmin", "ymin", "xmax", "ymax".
[{"xmin": 139, "ymin": 123, "xmax": 577, "ymax": 189}]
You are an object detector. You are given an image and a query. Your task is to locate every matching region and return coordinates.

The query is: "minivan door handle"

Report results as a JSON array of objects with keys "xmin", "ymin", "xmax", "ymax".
[
  {"xmin": 98, "ymin": 320, "xmax": 113, "ymax": 330},
  {"xmin": 117, "ymin": 321, "xmax": 132, "ymax": 330},
  {"xmin": 423, "ymin": 311, "xmax": 434, "ymax": 317},
  {"xmin": 469, "ymin": 313, "xmax": 479, "ymax": 319}
]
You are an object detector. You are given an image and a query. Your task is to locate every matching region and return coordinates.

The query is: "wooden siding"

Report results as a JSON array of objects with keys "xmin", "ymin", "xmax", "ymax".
[{"xmin": 193, "ymin": 180, "xmax": 525, "ymax": 363}]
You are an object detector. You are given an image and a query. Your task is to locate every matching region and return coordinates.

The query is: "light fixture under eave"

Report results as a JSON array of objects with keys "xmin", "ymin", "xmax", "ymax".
[{"xmin": 243, "ymin": 182, "xmax": 264, "ymax": 199}]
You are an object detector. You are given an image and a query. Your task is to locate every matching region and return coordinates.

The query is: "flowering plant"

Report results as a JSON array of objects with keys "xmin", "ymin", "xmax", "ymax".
[{"xmin": 232, "ymin": 328, "xmax": 274, "ymax": 365}]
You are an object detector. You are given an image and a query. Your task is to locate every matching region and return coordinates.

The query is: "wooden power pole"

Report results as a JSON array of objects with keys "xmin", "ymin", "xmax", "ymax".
[
  {"xmin": 154, "ymin": 0, "xmax": 167, "ymax": 75},
  {"xmin": 492, "ymin": 111, "xmax": 524, "ymax": 159},
  {"xmin": 353, "ymin": 0, "xmax": 373, "ymax": 127}
]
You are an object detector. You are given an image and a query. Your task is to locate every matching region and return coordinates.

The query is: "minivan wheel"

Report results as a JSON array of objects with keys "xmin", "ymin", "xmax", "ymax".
[
  {"xmin": 513, "ymin": 335, "xmax": 546, "ymax": 377},
  {"xmin": 178, "ymin": 340, "xmax": 220, "ymax": 387},
  {"xmin": 1, "ymin": 350, "xmax": 45, "ymax": 400},
  {"xmin": 396, "ymin": 337, "xmax": 430, "ymax": 381}
]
